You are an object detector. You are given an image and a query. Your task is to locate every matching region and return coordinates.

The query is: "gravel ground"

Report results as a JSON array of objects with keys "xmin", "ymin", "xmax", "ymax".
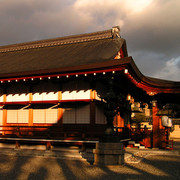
[
  {"xmin": 0, "ymin": 154, "xmax": 179, "ymax": 180},
  {"xmin": 0, "ymin": 140, "xmax": 179, "ymax": 180}
]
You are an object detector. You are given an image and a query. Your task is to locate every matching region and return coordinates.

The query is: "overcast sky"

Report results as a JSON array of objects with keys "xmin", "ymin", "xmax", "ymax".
[{"xmin": 0, "ymin": 0, "xmax": 180, "ymax": 81}]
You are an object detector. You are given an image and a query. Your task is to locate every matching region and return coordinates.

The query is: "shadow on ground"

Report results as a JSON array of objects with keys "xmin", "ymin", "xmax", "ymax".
[{"xmin": 0, "ymin": 152, "xmax": 179, "ymax": 180}]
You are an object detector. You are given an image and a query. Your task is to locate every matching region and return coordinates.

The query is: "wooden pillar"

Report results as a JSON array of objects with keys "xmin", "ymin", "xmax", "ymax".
[
  {"xmin": 27, "ymin": 90, "xmax": 33, "ymax": 136},
  {"xmin": 2, "ymin": 91, "xmax": 7, "ymax": 135},
  {"xmin": 28, "ymin": 108, "xmax": 33, "ymax": 126},
  {"xmin": 58, "ymin": 108, "xmax": 63, "ymax": 125},
  {"xmin": 2, "ymin": 109, "xmax": 7, "ymax": 135},
  {"xmin": 58, "ymin": 91, "xmax": 63, "ymax": 125},
  {"xmin": 28, "ymin": 92, "xmax": 33, "ymax": 126},
  {"xmin": 3, "ymin": 93, "xmax": 7, "ymax": 126},
  {"xmin": 152, "ymin": 100, "xmax": 160, "ymax": 148},
  {"xmin": 90, "ymin": 89, "xmax": 96, "ymax": 125}
]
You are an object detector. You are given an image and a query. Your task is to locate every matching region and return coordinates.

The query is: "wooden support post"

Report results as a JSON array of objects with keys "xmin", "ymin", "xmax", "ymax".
[
  {"xmin": 28, "ymin": 108, "xmax": 33, "ymax": 136},
  {"xmin": 28, "ymin": 84, "xmax": 33, "ymax": 128},
  {"xmin": 58, "ymin": 108, "xmax": 63, "ymax": 125},
  {"xmin": 2, "ymin": 93, "xmax": 7, "ymax": 135},
  {"xmin": 58, "ymin": 91, "xmax": 63, "ymax": 125},
  {"xmin": 28, "ymin": 108, "xmax": 33, "ymax": 126},
  {"xmin": 90, "ymin": 89, "xmax": 96, "ymax": 126},
  {"xmin": 28, "ymin": 91, "xmax": 33, "ymax": 136},
  {"xmin": 152, "ymin": 101, "xmax": 160, "ymax": 148},
  {"xmin": 2, "ymin": 109, "xmax": 7, "ymax": 135}
]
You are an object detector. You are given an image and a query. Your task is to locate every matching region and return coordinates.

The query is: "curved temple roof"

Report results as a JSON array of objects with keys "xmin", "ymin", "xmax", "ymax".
[
  {"xmin": 0, "ymin": 27, "xmax": 126, "ymax": 76},
  {"xmin": 0, "ymin": 26, "xmax": 179, "ymax": 95}
]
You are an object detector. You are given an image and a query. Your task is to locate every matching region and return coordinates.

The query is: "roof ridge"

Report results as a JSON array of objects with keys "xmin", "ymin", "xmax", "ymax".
[{"xmin": 0, "ymin": 28, "xmax": 118, "ymax": 53}]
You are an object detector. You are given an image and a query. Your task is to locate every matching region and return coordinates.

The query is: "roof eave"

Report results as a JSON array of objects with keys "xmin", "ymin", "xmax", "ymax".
[{"xmin": 0, "ymin": 56, "xmax": 179, "ymax": 94}]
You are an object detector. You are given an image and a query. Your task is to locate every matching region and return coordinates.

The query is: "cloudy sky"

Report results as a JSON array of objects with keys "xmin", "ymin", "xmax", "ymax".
[{"xmin": 0, "ymin": 0, "xmax": 180, "ymax": 81}]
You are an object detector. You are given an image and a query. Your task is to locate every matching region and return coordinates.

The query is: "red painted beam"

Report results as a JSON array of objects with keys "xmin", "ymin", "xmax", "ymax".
[
  {"xmin": 0, "ymin": 99, "xmax": 92, "ymax": 105},
  {"xmin": 0, "ymin": 67, "xmax": 125, "ymax": 83}
]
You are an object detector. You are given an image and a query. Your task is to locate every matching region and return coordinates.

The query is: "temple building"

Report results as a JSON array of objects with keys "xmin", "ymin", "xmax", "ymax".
[{"xmin": 0, "ymin": 26, "xmax": 179, "ymax": 148}]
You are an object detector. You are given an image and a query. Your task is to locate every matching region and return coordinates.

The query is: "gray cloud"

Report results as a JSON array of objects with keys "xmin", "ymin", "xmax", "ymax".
[
  {"xmin": 123, "ymin": 0, "xmax": 180, "ymax": 55},
  {"xmin": 0, "ymin": 0, "xmax": 78, "ymax": 44},
  {"xmin": 0, "ymin": 0, "xmax": 179, "ymax": 81},
  {"xmin": 154, "ymin": 56, "xmax": 180, "ymax": 81}
]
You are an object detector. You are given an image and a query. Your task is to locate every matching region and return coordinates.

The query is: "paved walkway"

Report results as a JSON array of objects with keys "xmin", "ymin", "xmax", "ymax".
[{"xmin": 0, "ymin": 141, "xmax": 179, "ymax": 180}]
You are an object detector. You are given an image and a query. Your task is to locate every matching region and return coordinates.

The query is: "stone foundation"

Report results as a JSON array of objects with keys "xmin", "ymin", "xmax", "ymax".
[{"xmin": 93, "ymin": 142, "xmax": 124, "ymax": 165}]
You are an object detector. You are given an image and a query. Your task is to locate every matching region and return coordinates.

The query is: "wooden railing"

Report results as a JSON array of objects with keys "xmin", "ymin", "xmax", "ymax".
[
  {"xmin": 0, "ymin": 125, "xmax": 106, "ymax": 140},
  {"xmin": 0, "ymin": 125, "xmax": 130, "ymax": 151}
]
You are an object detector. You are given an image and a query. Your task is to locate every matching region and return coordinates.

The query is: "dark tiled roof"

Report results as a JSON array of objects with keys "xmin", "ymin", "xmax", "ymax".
[
  {"xmin": 0, "ymin": 27, "xmax": 126, "ymax": 78},
  {"xmin": 0, "ymin": 27, "xmax": 179, "ymax": 93}
]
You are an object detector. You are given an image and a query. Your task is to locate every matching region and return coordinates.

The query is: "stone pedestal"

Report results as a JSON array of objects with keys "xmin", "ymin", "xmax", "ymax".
[{"xmin": 93, "ymin": 142, "xmax": 124, "ymax": 165}]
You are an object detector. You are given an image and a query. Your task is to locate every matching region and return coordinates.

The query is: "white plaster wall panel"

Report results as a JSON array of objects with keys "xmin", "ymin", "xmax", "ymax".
[
  {"xmin": 33, "ymin": 93, "xmax": 43, "ymax": 101},
  {"xmin": 6, "ymin": 94, "xmax": 14, "ymax": 102},
  {"xmin": 62, "ymin": 90, "xmax": 91, "ymax": 100},
  {"xmin": 63, "ymin": 108, "xmax": 76, "ymax": 124},
  {"xmin": 62, "ymin": 80, "xmax": 90, "ymax": 100},
  {"xmin": 0, "ymin": 95, "xmax": 3, "ymax": 102},
  {"xmin": 76, "ymin": 104, "xmax": 90, "ymax": 124},
  {"xmin": 18, "ymin": 110, "xmax": 29, "ymax": 123},
  {"xmin": 16, "ymin": 94, "xmax": 29, "ymax": 102},
  {"xmin": 62, "ymin": 91, "xmax": 76, "ymax": 100},
  {"xmin": 7, "ymin": 110, "xmax": 18, "ymax": 123},
  {"xmin": 6, "ymin": 93, "xmax": 29, "ymax": 102},
  {"xmin": 45, "ymin": 109, "xmax": 58, "ymax": 124},
  {"xmin": 76, "ymin": 90, "xmax": 90, "ymax": 100},
  {"xmin": 95, "ymin": 104, "xmax": 106, "ymax": 124},
  {"xmin": 33, "ymin": 109, "xmax": 45, "ymax": 123},
  {"xmin": 42, "ymin": 92, "xmax": 58, "ymax": 101},
  {"xmin": 33, "ymin": 92, "xmax": 58, "ymax": 101}
]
